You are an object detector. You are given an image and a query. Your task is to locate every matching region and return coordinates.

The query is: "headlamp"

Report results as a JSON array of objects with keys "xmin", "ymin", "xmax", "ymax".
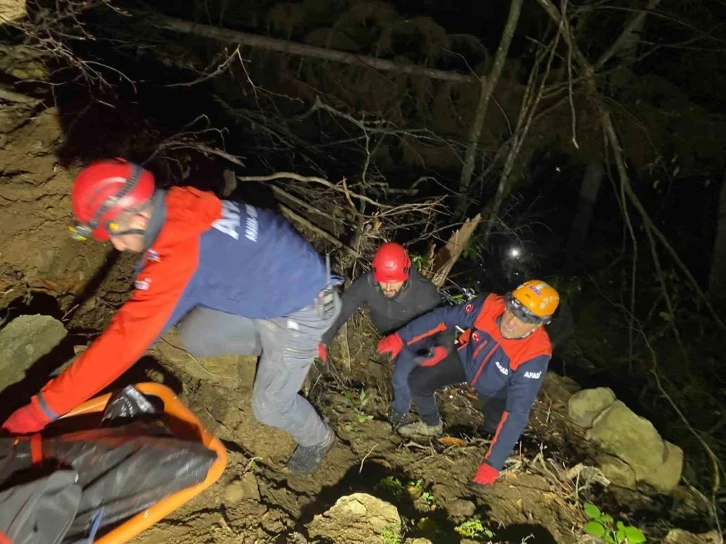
[{"xmin": 68, "ymin": 224, "xmax": 92, "ymax": 241}]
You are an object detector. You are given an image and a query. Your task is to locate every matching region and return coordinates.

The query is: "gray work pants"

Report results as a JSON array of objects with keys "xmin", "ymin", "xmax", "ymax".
[{"xmin": 178, "ymin": 293, "xmax": 341, "ymax": 447}]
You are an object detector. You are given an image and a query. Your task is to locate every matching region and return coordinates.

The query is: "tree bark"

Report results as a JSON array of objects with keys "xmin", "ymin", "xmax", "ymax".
[
  {"xmin": 709, "ymin": 176, "xmax": 726, "ymax": 299},
  {"xmin": 145, "ymin": 14, "xmax": 477, "ymax": 84},
  {"xmin": 456, "ymin": 0, "xmax": 524, "ymax": 218},
  {"xmin": 594, "ymin": 0, "xmax": 661, "ymax": 70},
  {"xmin": 424, "ymin": 214, "xmax": 482, "ymax": 287},
  {"xmin": 566, "ymin": 159, "xmax": 604, "ymax": 263}
]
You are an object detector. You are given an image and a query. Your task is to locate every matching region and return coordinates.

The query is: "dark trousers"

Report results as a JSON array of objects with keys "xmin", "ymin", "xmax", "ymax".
[{"xmin": 408, "ymin": 348, "xmax": 507, "ymax": 430}]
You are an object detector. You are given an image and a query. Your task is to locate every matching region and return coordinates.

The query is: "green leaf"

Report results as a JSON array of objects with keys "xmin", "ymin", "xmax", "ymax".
[
  {"xmin": 584, "ymin": 521, "xmax": 606, "ymax": 537},
  {"xmin": 624, "ymin": 526, "xmax": 646, "ymax": 543},
  {"xmin": 598, "ymin": 515, "xmax": 614, "ymax": 525},
  {"xmin": 616, "ymin": 527, "xmax": 626, "ymax": 543},
  {"xmin": 605, "ymin": 534, "xmax": 616, "ymax": 544},
  {"xmin": 584, "ymin": 503, "xmax": 601, "ymax": 519}
]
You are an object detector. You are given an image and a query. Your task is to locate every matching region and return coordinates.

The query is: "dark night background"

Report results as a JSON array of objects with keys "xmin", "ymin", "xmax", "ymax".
[{"xmin": 1, "ymin": 0, "xmax": 725, "ymax": 541}]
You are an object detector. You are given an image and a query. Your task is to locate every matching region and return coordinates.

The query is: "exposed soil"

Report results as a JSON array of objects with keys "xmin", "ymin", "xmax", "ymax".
[{"xmin": 0, "ymin": 96, "xmax": 713, "ymax": 544}]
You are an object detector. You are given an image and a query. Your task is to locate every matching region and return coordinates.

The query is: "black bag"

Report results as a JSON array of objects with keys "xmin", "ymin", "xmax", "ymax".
[{"xmin": 0, "ymin": 386, "xmax": 218, "ymax": 543}]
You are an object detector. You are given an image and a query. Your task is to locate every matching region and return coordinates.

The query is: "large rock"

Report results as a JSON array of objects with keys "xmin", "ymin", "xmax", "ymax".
[
  {"xmin": 647, "ymin": 441, "xmax": 684, "ymax": 493},
  {"xmin": 568, "ymin": 387, "xmax": 616, "ymax": 427},
  {"xmin": 541, "ymin": 371, "xmax": 581, "ymax": 404},
  {"xmin": 307, "ymin": 493, "xmax": 401, "ymax": 544},
  {"xmin": 0, "ymin": 315, "xmax": 67, "ymax": 392},
  {"xmin": 0, "ymin": 0, "xmax": 25, "ymax": 23},
  {"xmin": 664, "ymin": 529, "xmax": 722, "ymax": 544},
  {"xmin": 587, "ymin": 401, "xmax": 683, "ymax": 493},
  {"xmin": 596, "ymin": 454, "xmax": 636, "ymax": 488}
]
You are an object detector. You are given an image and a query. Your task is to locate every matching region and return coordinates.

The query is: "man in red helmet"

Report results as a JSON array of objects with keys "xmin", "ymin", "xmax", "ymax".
[
  {"xmin": 1, "ymin": 158, "xmax": 342, "ymax": 476},
  {"xmin": 318, "ymin": 242, "xmax": 444, "ymax": 427}
]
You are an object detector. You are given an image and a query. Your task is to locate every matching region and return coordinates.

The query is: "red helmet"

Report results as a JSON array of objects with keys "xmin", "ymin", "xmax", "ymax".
[
  {"xmin": 70, "ymin": 158, "xmax": 155, "ymax": 241},
  {"xmin": 372, "ymin": 242, "xmax": 411, "ymax": 283}
]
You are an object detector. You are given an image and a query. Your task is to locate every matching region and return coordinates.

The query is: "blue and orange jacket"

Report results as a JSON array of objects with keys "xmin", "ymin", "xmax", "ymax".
[
  {"xmin": 32, "ymin": 187, "xmax": 328, "ymax": 420},
  {"xmin": 395, "ymin": 293, "xmax": 551, "ymax": 471}
]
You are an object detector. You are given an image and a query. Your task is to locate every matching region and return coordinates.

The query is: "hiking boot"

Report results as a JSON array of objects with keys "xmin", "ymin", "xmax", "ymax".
[
  {"xmin": 397, "ymin": 420, "xmax": 443, "ymax": 438},
  {"xmin": 388, "ymin": 409, "xmax": 407, "ymax": 430},
  {"xmin": 286, "ymin": 428, "xmax": 335, "ymax": 476}
]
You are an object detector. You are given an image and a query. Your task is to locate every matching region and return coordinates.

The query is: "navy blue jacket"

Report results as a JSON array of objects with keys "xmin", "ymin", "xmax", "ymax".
[
  {"xmin": 395, "ymin": 294, "xmax": 552, "ymax": 470},
  {"xmin": 36, "ymin": 187, "xmax": 328, "ymax": 418}
]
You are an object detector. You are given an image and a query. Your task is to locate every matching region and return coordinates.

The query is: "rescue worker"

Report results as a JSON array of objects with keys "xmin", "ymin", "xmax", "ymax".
[
  {"xmin": 376, "ymin": 280, "xmax": 559, "ymax": 487},
  {"xmin": 318, "ymin": 242, "xmax": 444, "ymax": 427},
  {"xmin": 1, "ymin": 158, "xmax": 341, "ymax": 476}
]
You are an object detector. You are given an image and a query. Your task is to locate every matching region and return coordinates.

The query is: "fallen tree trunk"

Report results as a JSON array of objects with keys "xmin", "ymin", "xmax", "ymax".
[
  {"xmin": 423, "ymin": 214, "xmax": 482, "ymax": 287},
  {"xmin": 145, "ymin": 14, "xmax": 478, "ymax": 85}
]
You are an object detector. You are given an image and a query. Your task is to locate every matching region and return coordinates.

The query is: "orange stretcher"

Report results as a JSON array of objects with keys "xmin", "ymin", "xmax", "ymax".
[{"xmin": 60, "ymin": 382, "xmax": 228, "ymax": 544}]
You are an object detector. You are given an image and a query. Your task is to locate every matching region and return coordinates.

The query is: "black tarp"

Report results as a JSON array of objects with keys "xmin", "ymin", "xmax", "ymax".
[{"xmin": 0, "ymin": 386, "xmax": 218, "ymax": 544}]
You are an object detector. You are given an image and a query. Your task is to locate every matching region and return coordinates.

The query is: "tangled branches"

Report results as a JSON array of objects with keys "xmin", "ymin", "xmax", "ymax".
[{"xmin": 5, "ymin": 0, "xmax": 133, "ymax": 90}]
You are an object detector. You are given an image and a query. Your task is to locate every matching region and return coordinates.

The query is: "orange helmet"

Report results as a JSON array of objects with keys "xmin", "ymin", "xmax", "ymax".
[{"xmin": 505, "ymin": 280, "xmax": 560, "ymax": 324}]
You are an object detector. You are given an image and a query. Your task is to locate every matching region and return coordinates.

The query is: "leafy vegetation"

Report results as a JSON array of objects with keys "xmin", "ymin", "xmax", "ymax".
[
  {"xmin": 583, "ymin": 503, "xmax": 646, "ymax": 544},
  {"xmin": 455, "ymin": 518, "xmax": 495, "ymax": 540}
]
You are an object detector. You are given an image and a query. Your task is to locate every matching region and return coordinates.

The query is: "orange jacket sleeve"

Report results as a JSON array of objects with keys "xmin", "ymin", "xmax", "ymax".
[{"xmin": 35, "ymin": 239, "xmax": 200, "ymax": 418}]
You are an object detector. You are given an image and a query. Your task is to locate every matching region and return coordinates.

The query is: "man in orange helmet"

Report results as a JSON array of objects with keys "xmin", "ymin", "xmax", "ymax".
[
  {"xmin": 377, "ymin": 280, "xmax": 559, "ymax": 487},
  {"xmin": 318, "ymin": 242, "xmax": 444, "ymax": 427},
  {"xmin": 1, "ymin": 158, "xmax": 342, "ymax": 476}
]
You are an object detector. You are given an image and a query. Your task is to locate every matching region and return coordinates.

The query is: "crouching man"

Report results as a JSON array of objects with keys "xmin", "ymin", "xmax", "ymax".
[
  {"xmin": 318, "ymin": 242, "xmax": 445, "ymax": 426},
  {"xmin": 376, "ymin": 280, "xmax": 559, "ymax": 486},
  {"xmin": 2, "ymin": 158, "xmax": 340, "ymax": 476}
]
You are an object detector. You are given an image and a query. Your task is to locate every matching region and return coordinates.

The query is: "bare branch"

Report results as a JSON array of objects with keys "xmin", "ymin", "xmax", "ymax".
[
  {"xmin": 146, "ymin": 14, "xmax": 478, "ymax": 84},
  {"xmin": 236, "ymin": 172, "xmax": 391, "ymax": 209}
]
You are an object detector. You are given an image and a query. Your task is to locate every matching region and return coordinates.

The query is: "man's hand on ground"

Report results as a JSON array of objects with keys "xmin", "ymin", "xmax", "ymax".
[
  {"xmin": 2, "ymin": 400, "xmax": 50, "ymax": 434},
  {"xmin": 471, "ymin": 462, "xmax": 499, "ymax": 487}
]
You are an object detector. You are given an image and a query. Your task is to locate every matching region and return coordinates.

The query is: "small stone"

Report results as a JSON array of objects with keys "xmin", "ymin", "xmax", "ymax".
[
  {"xmin": 307, "ymin": 493, "xmax": 401, "ymax": 544},
  {"xmin": 223, "ymin": 481, "xmax": 246, "ymax": 505},
  {"xmin": 241, "ymin": 471, "xmax": 261, "ymax": 502},
  {"xmin": 447, "ymin": 499, "xmax": 476, "ymax": 519},
  {"xmin": 223, "ymin": 472, "xmax": 260, "ymax": 505}
]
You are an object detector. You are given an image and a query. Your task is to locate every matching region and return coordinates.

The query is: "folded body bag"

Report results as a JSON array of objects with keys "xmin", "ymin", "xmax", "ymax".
[
  {"xmin": 0, "ymin": 469, "xmax": 81, "ymax": 544},
  {"xmin": 0, "ymin": 386, "xmax": 218, "ymax": 543}
]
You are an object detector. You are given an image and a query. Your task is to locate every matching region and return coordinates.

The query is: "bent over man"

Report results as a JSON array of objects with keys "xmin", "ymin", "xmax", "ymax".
[
  {"xmin": 2, "ymin": 158, "xmax": 341, "ymax": 475},
  {"xmin": 377, "ymin": 280, "xmax": 559, "ymax": 486},
  {"xmin": 319, "ymin": 242, "xmax": 443, "ymax": 424}
]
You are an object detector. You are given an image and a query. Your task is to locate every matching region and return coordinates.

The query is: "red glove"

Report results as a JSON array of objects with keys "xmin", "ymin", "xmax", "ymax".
[
  {"xmin": 2, "ymin": 398, "xmax": 52, "ymax": 435},
  {"xmin": 472, "ymin": 462, "xmax": 500, "ymax": 486},
  {"xmin": 317, "ymin": 343, "xmax": 329, "ymax": 362},
  {"xmin": 420, "ymin": 346, "xmax": 448, "ymax": 367},
  {"xmin": 377, "ymin": 333, "xmax": 404, "ymax": 359}
]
